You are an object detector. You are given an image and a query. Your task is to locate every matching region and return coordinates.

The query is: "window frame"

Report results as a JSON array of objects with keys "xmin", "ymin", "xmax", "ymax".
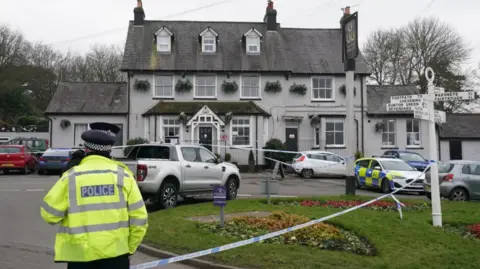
[
  {"xmin": 194, "ymin": 75, "xmax": 217, "ymax": 99},
  {"xmin": 311, "ymin": 77, "xmax": 335, "ymax": 101},
  {"xmin": 230, "ymin": 116, "xmax": 253, "ymax": 147},
  {"xmin": 240, "ymin": 75, "xmax": 261, "ymax": 99},
  {"xmin": 156, "ymin": 35, "xmax": 171, "ymax": 52},
  {"xmin": 381, "ymin": 119, "xmax": 397, "ymax": 147},
  {"xmin": 324, "ymin": 119, "xmax": 345, "ymax": 147},
  {"xmin": 406, "ymin": 119, "xmax": 421, "ymax": 148},
  {"xmin": 162, "ymin": 117, "xmax": 182, "ymax": 143},
  {"xmin": 201, "ymin": 32, "xmax": 216, "ymax": 53},
  {"xmin": 246, "ymin": 35, "xmax": 260, "ymax": 54},
  {"xmin": 313, "ymin": 124, "xmax": 320, "ymax": 148},
  {"xmin": 153, "ymin": 74, "xmax": 174, "ymax": 98},
  {"xmin": 198, "ymin": 147, "xmax": 217, "ymax": 163}
]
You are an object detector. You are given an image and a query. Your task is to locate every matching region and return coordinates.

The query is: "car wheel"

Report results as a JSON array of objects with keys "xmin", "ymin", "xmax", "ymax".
[
  {"xmin": 301, "ymin": 169, "xmax": 313, "ymax": 179},
  {"xmin": 448, "ymin": 188, "xmax": 469, "ymax": 201},
  {"xmin": 23, "ymin": 164, "xmax": 29, "ymax": 175},
  {"xmin": 38, "ymin": 170, "xmax": 44, "ymax": 175},
  {"xmin": 226, "ymin": 176, "xmax": 238, "ymax": 200},
  {"xmin": 158, "ymin": 182, "xmax": 178, "ymax": 209},
  {"xmin": 381, "ymin": 178, "xmax": 391, "ymax": 193}
]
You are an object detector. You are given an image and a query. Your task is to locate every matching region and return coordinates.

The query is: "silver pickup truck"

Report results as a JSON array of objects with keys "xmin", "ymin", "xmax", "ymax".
[{"xmin": 115, "ymin": 143, "xmax": 241, "ymax": 209}]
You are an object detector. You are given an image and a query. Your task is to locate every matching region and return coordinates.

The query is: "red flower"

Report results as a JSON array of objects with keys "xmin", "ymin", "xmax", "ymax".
[
  {"xmin": 300, "ymin": 200, "xmax": 321, "ymax": 207},
  {"xmin": 467, "ymin": 224, "xmax": 480, "ymax": 238}
]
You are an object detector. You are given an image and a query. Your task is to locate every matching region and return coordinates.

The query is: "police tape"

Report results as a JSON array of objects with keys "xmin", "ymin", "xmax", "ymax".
[{"xmin": 129, "ymin": 164, "xmax": 430, "ymax": 269}]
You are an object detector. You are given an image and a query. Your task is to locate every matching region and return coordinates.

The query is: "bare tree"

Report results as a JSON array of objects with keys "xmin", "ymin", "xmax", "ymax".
[
  {"xmin": 0, "ymin": 25, "xmax": 28, "ymax": 72},
  {"xmin": 85, "ymin": 44, "xmax": 126, "ymax": 82}
]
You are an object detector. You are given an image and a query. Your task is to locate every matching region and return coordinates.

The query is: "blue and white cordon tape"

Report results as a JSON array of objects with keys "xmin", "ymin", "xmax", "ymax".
[{"xmin": 130, "ymin": 163, "xmax": 430, "ymax": 269}]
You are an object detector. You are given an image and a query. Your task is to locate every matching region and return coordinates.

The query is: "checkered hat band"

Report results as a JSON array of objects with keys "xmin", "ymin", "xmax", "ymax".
[
  {"xmin": 83, "ymin": 141, "xmax": 112, "ymax": 151},
  {"xmin": 98, "ymin": 130, "xmax": 116, "ymax": 137}
]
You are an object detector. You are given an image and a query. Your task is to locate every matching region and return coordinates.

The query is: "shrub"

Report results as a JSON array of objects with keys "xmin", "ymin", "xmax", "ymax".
[
  {"xmin": 263, "ymin": 138, "xmax": 289, "ymax": 168},
  {"xmin": 124, "ymin": 137, "xmax": 149, "ymax": 156},
  {"xmin": 224, "ymin": 153, "xmax": 232, "ymax": 162},
  {"xmin": 248, "ymin": 150, "xmax": 255, "ymax": 165}
]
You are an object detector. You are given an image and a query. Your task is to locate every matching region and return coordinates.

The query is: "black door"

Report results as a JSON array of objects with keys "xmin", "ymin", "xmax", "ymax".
[
  {"xmin": 199, "ymin": 127, "xmax": 213, "ymax": 151},
  {"xmin": 449, "ymin": 140, "xmax": 462, "ymax": 160},
  {"xmin": 285, "ymin": 128, "xmax": 298, "ymax": 152}
]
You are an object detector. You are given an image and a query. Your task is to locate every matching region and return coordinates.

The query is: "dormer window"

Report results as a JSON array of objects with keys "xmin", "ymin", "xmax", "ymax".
[
  {"xmin": 199, "ymin": 27, "xmax": 218, "ymax": 53},
  {"xmin": 155, "ymin": 27, "xmax": 173, "ymax": 53},
  {"xmin": 243, "ymin": 28, "xmax": 262, "ymax": 54}
]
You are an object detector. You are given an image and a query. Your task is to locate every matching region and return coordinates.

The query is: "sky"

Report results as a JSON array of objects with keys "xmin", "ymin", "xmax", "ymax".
[{"xmin": 0, "ymin": 0, "xmax": 479, "ymax": 67}]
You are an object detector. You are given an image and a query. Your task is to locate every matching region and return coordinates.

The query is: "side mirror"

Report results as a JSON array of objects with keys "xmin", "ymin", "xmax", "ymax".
[{"xmin": 373, "ymin": 166, "xmax": 381, "ymax": 170}]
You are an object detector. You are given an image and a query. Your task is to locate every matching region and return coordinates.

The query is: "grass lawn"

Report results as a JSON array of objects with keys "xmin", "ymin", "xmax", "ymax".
[{"xmin": 144, "ymin": 196, "xmax": 480, "ymax": 269}]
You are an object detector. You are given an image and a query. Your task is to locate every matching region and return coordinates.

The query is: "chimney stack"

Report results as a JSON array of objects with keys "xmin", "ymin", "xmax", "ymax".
[
  {"xmin": 340, "ymin": 6, "xmax": 351, "ymax": 25},
  {"xmin": 264, "ymin": 0, "xmax": 277, "ymax": 31},
  {"xmin": 134, "ymin": 0, "xmax": 145, "ymax": 26}
]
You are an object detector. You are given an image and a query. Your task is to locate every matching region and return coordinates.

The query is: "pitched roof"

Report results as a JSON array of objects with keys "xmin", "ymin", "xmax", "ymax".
[
  {"xmin": 121, "ymin": 20, "xmax": 369, "ymax": 74},
  {"xmin": 439, "ymin": 114, "xmax": 480, "ymax": 139},
  {"xmin": 45, "ymin": 82, "xmax": 128, "ymax": 114},
  {"xmin": 366, "ymin": 85, "xmax": 420, "ymax": 115},
  {"xmin": 142, "ymin": 101, "xmax": 270, "ymax": 116}
]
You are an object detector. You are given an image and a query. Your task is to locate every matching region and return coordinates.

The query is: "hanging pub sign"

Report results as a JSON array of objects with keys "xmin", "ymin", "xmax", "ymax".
[{"xmin": 342, "ymin": 12, "xmax": 359, "ymax": 60}]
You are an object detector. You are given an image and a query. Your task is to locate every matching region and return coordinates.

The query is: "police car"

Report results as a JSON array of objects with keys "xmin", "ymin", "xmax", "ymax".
[{"xmin": 354, "ymin": 157, "xmax": 425, "ymax": 193}]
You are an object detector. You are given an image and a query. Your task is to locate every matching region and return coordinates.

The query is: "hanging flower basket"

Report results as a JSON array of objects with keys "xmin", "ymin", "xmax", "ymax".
[
  {"xmin": 339, "ymin": 84, "xmax": 356, "ymax": 96},
  {"xmin": 375, "ymin": 122, "xmax": 384, "ymax": 133},
  {"xmin": 310, "ymin": 115, "xmax": 320, "ymax": 126},
  {"xmin": 289, "ymin": 83, "xmax": 307, "ymax": 95},
  {"xmin": 221, "ymin": 81, "xmax": 238, "ymax": 94},
  {"xmin": 175, "ymin": 79, "xmax": 193, "ymax": 93},
  {"xmin": 178, "ymin": 112, "xmax": 187, "ymax": 124},
  {"xmin": 60, "ymin": 119, "xmax": 71, "ymax": 129},
  {"xmin": 134, "ymin": 79, "xmax": 151, "ymax": 92},
  {"xmin": 264, "ymin": 81, "xmax": 282, "ymax": 93},
  {"xmin": 225, "ymin": 111, "xmax": 233, "ymax": 124}
]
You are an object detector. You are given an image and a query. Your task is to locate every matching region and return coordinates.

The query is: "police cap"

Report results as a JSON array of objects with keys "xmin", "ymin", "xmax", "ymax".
[
  {"xmin": 81, "ymin": 130, "xmax": 116, "ymax": 152},
  {"xmin": 89, "ymin": 122, "xmax": 120, "ymax": 137}
]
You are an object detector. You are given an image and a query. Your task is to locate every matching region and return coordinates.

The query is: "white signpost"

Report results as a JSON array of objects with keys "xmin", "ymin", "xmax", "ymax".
[{"xmin": 385, "ymin": 67, "xmax": 476, "ymax": 228}]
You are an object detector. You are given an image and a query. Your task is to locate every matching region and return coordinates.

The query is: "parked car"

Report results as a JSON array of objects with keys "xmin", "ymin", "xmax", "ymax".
[
  {"xmin": 291, "ymin": 150, "xmax": 346, "ymax": 178},
  {"xmin": 114, "ymin": 143, "xmax": 241, "ymax": 209},
  {"xmin": 1, "ymin": 137, "xmax": 49, "ymax": 158},
  {"xmin": 38, "ymin": 148, "xmax": 75, "ymax": 175},
  {"xmin": 0, "ymin": 145, "xmax": 38, "ymax": 174},
  {"xmin": 424, "ymin": 160, "xmax": 480, "ymax": 201},
  {"xmin": 381, "ymin": 150, "xmax": 430, "ymax": 171},
  {"xmin": 354, "ymin": 157, "xmax": 424, "ymax": 193}
]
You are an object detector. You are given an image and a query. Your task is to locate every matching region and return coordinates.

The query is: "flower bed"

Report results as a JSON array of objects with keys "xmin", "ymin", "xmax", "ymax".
[
  {"xmin": 274, "ymin": 199, "xmax": 430, "ymax": 211},
  {"xmin": 444, "ymin": 223, "xmax": 480, "ymax": 240},
  {"xmin": 197, "ymin": 211, "xmax": 375, "ymax": 255}
]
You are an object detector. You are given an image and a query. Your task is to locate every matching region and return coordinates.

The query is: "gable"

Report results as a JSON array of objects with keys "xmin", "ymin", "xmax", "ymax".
[{"xmin": 186, "ymin": 105, "xmax": 225, "ymax": 125}]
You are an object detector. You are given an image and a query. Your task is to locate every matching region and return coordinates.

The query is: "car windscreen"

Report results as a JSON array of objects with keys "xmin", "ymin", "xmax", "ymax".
[
  {"xmin": 438, "ymin": 163, "xmax": 455, "ymax": 173},
  {"xmin": 381, "ymin": 160, "xmax": 416, "ymax": 171},
  {"xmin": 43, "ymin": 150, "xmax": 71, "ymax": 157},
  {"xmin": 399, "ymin": 152, "xmax": 426, "ymax": 162},
  {"xmin": 0, "ymin": 147, "xmax": 21, "ymax": 153}
]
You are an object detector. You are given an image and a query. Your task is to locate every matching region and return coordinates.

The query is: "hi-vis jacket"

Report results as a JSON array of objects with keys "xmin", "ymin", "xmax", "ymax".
[{"xmin": 40, "ymin": 155, "xmax": 148, "ymax": 262}]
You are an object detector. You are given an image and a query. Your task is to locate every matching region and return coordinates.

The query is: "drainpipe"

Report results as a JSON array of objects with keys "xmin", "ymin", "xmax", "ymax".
[
  {"xmin": 360, "ymin": 76, "xmax": 365, "ymax": 154},
  {"xmin": 126, "ymin": 72, "xmax": 131, "ymax": 140},
  {"xmin": 154, "ymin": 115, "xmax": 157, "ymax": 142},
  {"xmin": 46, "ymin": 116, "xmax": 53, "ymax": 147},
  {"xmin": 354, "ymin": 119, "xmax": 359, "ymax": 152},
  {"xmin": 255, "ymin": 115, "xmax": 259, "ymax": 168}
]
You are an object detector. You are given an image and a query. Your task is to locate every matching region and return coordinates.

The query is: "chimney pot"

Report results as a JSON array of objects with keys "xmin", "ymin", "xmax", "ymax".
[
  {"xmin": 134, "ymin": 0, "xmax": 145, "ymax": 26},
  {"xmin": 264, "ymin": 0, "xmax": 277, "ymax": 31},
  {"xmin": 344, "ymin": 6, "xmax": 350, "ymax": 15},
  {"xmin": 137, "ymin": 0, "xmax": 142, "ymax": 8},
  {"xmin": 267, "ymin": 0, "xmax": 273, "ymax": 9}
]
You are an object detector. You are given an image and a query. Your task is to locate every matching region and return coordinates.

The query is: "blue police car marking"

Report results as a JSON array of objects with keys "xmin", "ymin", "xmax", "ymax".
[{"xmin": 81, "ymin": 184, "xmax": 115, "ymax": 197}]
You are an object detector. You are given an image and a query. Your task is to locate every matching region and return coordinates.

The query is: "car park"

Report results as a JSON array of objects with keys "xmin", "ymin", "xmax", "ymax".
[
  {"xmin": 291, "ymin": 150, "xmax": 346, "ymax": 178},
  {"xmin": 381, "ymin": 150, "xmax": 429, "ymax": 171},
  {"xmin": 423, "ymin": 160, "xmax": 480, "ymax": 201},
  {"xmin": 38, "ymin": 148, "xmax": 75, "ymax": 175},
  {"xmin": 0, "ymin": 145, "xmax": 38, "ymax": 174},
  {"xmin": 354, "ymin": 157, "xmax": 424, "ymax": 193}
]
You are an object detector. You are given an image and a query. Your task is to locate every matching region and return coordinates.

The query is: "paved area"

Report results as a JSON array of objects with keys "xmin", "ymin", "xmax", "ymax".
[{"xmin": 0, "ymin": 173, "xmax": 196, "ymax": 269}]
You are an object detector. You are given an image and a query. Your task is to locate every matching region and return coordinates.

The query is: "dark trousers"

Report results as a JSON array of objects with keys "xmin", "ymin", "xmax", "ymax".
[{"xmin": 66, "ymin": 254, "xmax": 129, "ymax": 269}]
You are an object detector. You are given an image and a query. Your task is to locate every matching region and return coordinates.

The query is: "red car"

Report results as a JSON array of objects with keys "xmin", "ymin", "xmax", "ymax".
[{"xmin": 0, "ymin": 145, "xmax": 38, "ymax": 174}]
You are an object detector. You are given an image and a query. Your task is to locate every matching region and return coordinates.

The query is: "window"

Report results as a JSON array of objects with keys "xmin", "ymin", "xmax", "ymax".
[
  {"xmin": 202, "ymin": 36, "xmax": 216, "ymax": 52},
  {"xmin": 381, "ymin": 119, "xmax": 396, "ymax": 146},
  {"xmin": 157, "ymin": 36, "xmax": 171, "ymax": 52},
  {"xmin": 406, "ymin": 119, "xmax": 420, "ymax": 147},
  {"xmin": 181, "ymin": 147, "xmax": 198, "ymax": 162},
  {"xmin": 462, "ymin": 164, "xmax": 480, "ymax": 175},
  {"xmin": 355, "ymin": 159, "xmax": 370, "ymax": 168},
  {"xmin": 74, "ymin": 124, "xmax": 88, "ymax": 147},
  {"xmin": 246, "ymin": 35, "xmax": 260, "ymax": 53},
  {"xmin": 312, "ymin": 77, "xmax": 334, "ymax": 100},
  {"xmin": 154, "ymin": 75, "xmax": 173, "ymax": 98},
  {"xmin": 195, "ymin": 75, "xmax": 216, "ymax": 98},
  {"xmin": 370, "ymin": 160, "xmax": 381, "ymax": 169},
  {"xmin": 314, "ymin": 125, "xmax": 320, "ymax": 147},
  {"xmin": 144, "ymin": 117, "xmax": 150, "ymax": 140},
  {"xmin": 198, "ymin": 148, "xmax": 216, "ymax": 163},
  {"xmin": 325, "ymin": 153, "xmax": 342, "ymax": 163},
  {"xmin": 163, "ymin": 118, "xmax": 180, "ymax": 143},
  {"xmin": 136, "ymin": 146, "xmax": 170, "ymax": 159},
  {"xmin": 231, "ymin": 118, "xmax": 250, "ymax": 146},
  {"xmin": 380, "ymin": 160, "xmax": 415, "ymax": 171},
  {"xmin": 399, "ymin": 152, "xmax": 426, "ymax": 162},
  {"xmin": 0, "ymin": 147, "xmax": 21, "ymax": 153},
  {"xmin": 325, "ymin": 120, "xmax": 344, "ymax": 146},
  {"xmin": 241, "ymin": 75, "xmax": 260, "ymax": 98},
  {"xmin": 114, "ymin": 124, "xmax": 123, "ymax": 146}
]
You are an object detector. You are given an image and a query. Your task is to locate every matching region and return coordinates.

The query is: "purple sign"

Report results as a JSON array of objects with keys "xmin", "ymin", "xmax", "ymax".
[{"xmin": 213, "ymin": 185, "xmax": 226, "ymax": 206}]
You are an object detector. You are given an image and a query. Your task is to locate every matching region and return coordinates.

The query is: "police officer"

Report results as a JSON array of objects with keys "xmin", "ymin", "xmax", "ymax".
[{"xmin": 41, "ymin": 129, "xmax": 148, "ymax": 269}]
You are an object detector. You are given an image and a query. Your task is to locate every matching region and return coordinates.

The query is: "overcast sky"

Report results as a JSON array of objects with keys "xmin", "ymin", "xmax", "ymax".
[{"xmin": 0, "ymin": 0, "xmax": 479, "ymax": 67}]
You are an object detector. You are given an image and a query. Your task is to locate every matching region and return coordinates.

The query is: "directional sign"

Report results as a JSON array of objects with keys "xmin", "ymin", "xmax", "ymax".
[
  {"xmin": 434, "ymin": 91, "xmax": 475, "ymax": 102},
  {"xmin": 413, "ymin": 107, "xmax": 446, "ymax": 123},
  {"xmin": 386, "ymin": 102, "xmax": 426, "ymax": 112},
  {"xmin": 433, "ymin": 87, "xmax": 445, "ymax": 94},
  {"xmin": 390, "ymin": 94, "xmax": 432, "ymax": 104}
]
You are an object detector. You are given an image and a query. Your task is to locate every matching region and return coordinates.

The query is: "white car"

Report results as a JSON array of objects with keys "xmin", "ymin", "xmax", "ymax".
[{"xmin": 291, "ymin": 150, "xmax": 346, "ymax": 178}]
